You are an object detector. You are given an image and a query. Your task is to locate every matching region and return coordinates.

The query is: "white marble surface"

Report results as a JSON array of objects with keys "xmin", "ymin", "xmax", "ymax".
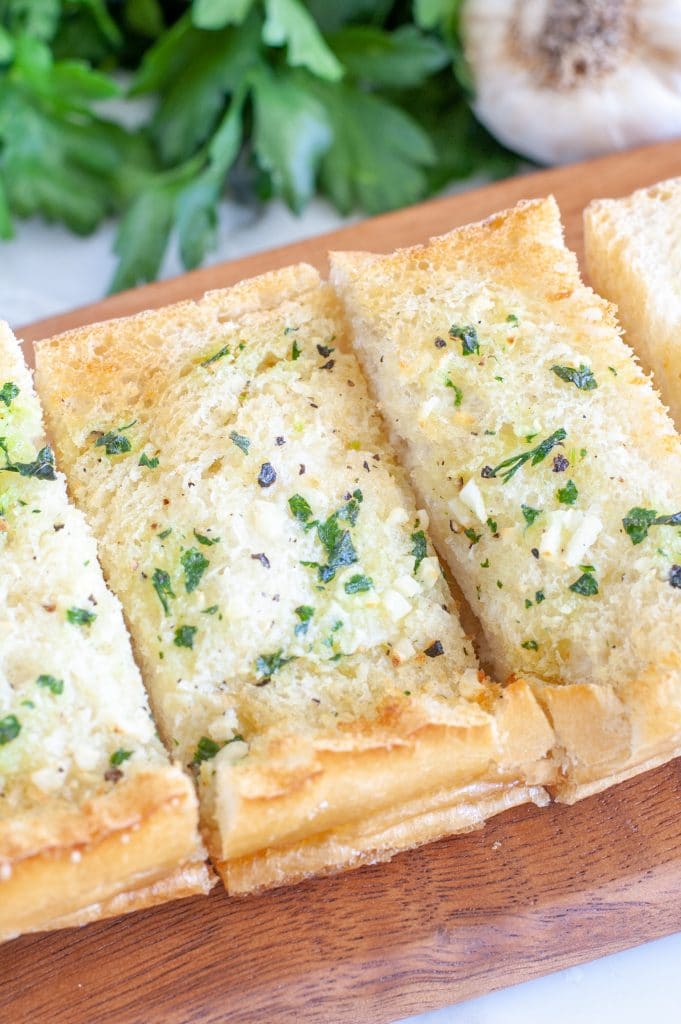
[{"xmin": 3, "ymin": 197, "xmax": 681, "ymax": 1022}]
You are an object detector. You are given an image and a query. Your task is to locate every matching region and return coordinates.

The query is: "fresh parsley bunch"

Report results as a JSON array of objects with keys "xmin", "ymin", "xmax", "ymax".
[{"xmin": 0, "ymin": 0, "xmax": 518, "ymax": 292}]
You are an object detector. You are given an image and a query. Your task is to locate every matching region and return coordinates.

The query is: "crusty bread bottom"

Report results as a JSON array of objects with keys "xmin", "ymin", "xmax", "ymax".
[{"xmin": 216, "ymin": 777, "xmax": 549, "ymax": 894}]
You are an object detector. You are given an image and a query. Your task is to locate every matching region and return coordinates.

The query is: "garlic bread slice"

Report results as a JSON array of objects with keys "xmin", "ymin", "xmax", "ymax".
[
  {"xmin": 35, "ymin": 266, "xmax": 552, "ymax": 893},
  {"xmin": 0, "ymin": 323, "xmax": 209, "ymax": 942},
  {"xmin": 330, "ymin": 197, "xmax": 681, "ymax": 802}
]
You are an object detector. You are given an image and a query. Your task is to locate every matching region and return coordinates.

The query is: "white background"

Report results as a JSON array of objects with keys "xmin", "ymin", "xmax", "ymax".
[{"xmin": 3, "ymin": 195, "xmax": 680, "ymax": 1023}]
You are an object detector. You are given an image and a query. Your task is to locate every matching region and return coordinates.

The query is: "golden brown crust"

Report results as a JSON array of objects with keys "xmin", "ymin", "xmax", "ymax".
[{"xmin": 0, "ymin": 768, "xmax": 211, "ymax": 942}]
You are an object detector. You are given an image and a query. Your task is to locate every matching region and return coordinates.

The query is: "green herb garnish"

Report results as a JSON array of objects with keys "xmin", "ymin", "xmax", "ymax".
[
  {"xmin": 0, "ymin": 438, "xmax": 56, "ymax": 480},
  {"xmin": 535, "ymin": 590, "xmax": 545, "ymax": 603},
  {"xmin": 291, "ymin": 339, "xmax": 301, "ymax": 360},
  {"xmin": 557, "ymin": 480, "xmax": 578, "ymax": 505},
  {"xmin": 67, "ymin": 607, "xmax": 96, "ymax": 626},
  {"xmin": 201, "ymin": 344, "xmax": 230, "ymax": 367},
  {"xmin": 569, "ymin": 572, "xmax": 599, "ymax": 596},
  {"xmin": 192, "ymin": 736, "xmax": 221, "ymax": 764},
  {"xmin": 229, "ymin": 431, "xmax": 250, "ymax": 454},
  {"xmin": 344, "ymin": 574, "xmax": 373, "ymax": 594},
  {"xmin": 158, "ymin": 528, "xmax": 172, "ymax": 540},
  {"xmin": 294, "ymin": 605, "xmax": 314, "ymax": 635},
  {"xmin": 411, "ymin": 529, "xmax": 427, "ymax": 572},
  {"xmin": 174, "ymin": 625, "xmax": 197, "ymax": 649},
  {"xmin": 521, "ymin": 504, "xmax": 542, "ymax": 526},
  {"xmin": 288, "ymin": 493, "xmax": 313, "ymax": 522},
  {"xmin": 622, "ymin": 507, "xmax": 681, "ymax": 545},
  {"xmin": 36, "ymin": 674, "xmax": 63, "ymax": 695},
  {"xmin": 110, "ymin": 748, "xmax": 133, "ymax": 766},
  {"xmin": 0, "ymin": 715, "xmax": 20, "ymax": 745},
  {"xmin": 152, "ymin": 568, "xmax": 175, "ymax": 614},
  {"xmin": 489, "ymin": 429, "xmax": 567, "ymax": 484},
  {"xmin": 139, "ymin": 453, "xmax": 159, "ymax": 469},
  {"xmin": 181, "ymin": 547, "xmax": 209, "ymax": 592},
  {"xmin": 445, "ymin": 377, "xmax": 463, "ymax": 406},
  {"xmin": 94, "ymin": 420, "xmax": 136, "ymax": 456},
  {"xmin": 194, "ymin": 530, "xmax": 220, "ymax": 546},
  {"xmin": 0, "ymin": 383, "xmax": 19, "ymax": 407},
  {"xmin": 463, "ymin": 527, "xmax": 481, "ymax": 545},
  {"xmin": 449, "ymin": 324, "xmax": 479, "ymax": 355},
  {"xmin": 255, "ymin": 650, "xmax": 292, "ymax": 679},
  {"xmin": 521, "ymin": 640, "xmax": 538, "ymax": 650},
  {"xmin": 551, "ymin": 364, "xmax": 598, "ymax": 390}
]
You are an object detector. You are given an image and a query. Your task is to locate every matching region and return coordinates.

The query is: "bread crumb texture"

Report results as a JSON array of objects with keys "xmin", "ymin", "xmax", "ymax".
[
  {"xmin": 585, "ymin": 176, "xmax": 681, "ymax": 429},
  {"xmin": 330, "ymin": 198, "xmax": 681, "ymax": 794}
]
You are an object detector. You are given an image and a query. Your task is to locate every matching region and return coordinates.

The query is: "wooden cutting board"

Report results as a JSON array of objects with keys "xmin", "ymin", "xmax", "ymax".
[{"xmin": 5, "ymin": 140, "xmax": 681, "ymax": 1024}]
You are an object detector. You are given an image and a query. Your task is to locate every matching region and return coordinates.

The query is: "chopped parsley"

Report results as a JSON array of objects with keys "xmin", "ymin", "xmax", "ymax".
[
  {"xmin": 110, "ymin": 748, "xmax": 133, "ymax": 766},
  {"xmin": 622, "ymin": 507, "xmax": 681, "ymax": 545},
  {"xmin": 315, "ymin": 510, "xmax": 358, "ymax": 582},
  {"xmin": 344, "ymin": 574, "xmax": 373, "ymax": 594},
  {"xmin": 294, "ymin": 604, "xmax": 314, "ymax": 635},
  {"xmin": 194, "ymin": 529, "xmax": 220, "ymax": 546},
  {"xmin": 201, "ymin": 344, "xmax": 230, "ymax": 366},
  {"xmin": 139, "ymin": 453, "xmax": 159, "ymax": 469},
  {"xmin": 551, "ymin": 364, "xmax": 598, "ymax": 390},
  {"xmin": 174, "ymin": 625, "xmax": 197, "ymax": 648},
  {"xmin": 229, "ymin": 431, "xmax": 250, "ymax": 454},
  {"xmin": 535, "ymin": 590, "xmax": 545, "ymax": 604},
  {"xmin": 480, "ymin": 558, "xmax": 490, "ymax": 568},
  {"xmin": 181, "ymin": 547, "xmax": 209, "ymax": 592},
  {"xmin": 152, "ymin": 568, "xmax": 175, "ymax": 614},
  {"xmin": 0, "ymin": 382, "xmax": 19, "ymax": 407},
  {"xmin": 192, "ymin": 736, "xmax": 222, "ymax": 764},
  {"xmin": 158, "ymin": 528, "xmax": 172, "ymax": 540},
  {"xmin": 410, "ymin": 529, "xmax": 427, "ymax": 573},
  {"xmin": 506, "ymin": 314, "xmax": 519, "ymax": 325},
  {"xmin": 521, "ymin": 504, "xmax": 542, "ymax": 526},
  {"xmin": 521, "ymin": 639, "xmax": 539, "ymax": 650},
  {"xmin": 291, "ymin": 339, "xmax": 302, "ymax": 360},
  {"xmin": 288, "ymin": 493, "xmax": 313, "ymax": 522},
  {"xmin": 557, "ymin": 480, "xmax": 578, "ymax": 505},
  {"xmin": 488, "ymin": 429, "xmax": 567, "ymax": 484},
  {"xmin": 255, "ymin": 650, "xmax": 291, "ymax": 679},
  {"xmin": 464, "ymin": 527, "xmax": 481, "ymax": 545},
  {"xmin": 445, "ymin": 377, "xmax": 463, "ymax": 407},
  {"xmin": 66, "ymin": 606, "xmax": 96, "ymax": 626},
  {"xmin": 36, "ymin": 674, "xmax": 63, "ymax": 695},
  {"xmin": 0, "ymin": 438, "xmax": 57, "ymax": 480},
  {"xmin": 608, "ymin": 366, "xmax": 618, "ymax": 376},
  {"xmin": 94, "ymin": 420, "xmax": 136, "ymax": 456},
  {"xmin": 486, "ymin": 516, "xmax": 498, "ymax": 534},
  {"xmin": 0, "ymin": 714, "xmax": 20, "ymax": 745},
  {"xmin": 569, "ymin": 572, "xmax": 599, "ymax": 596},
  {"xmin": 203, "ymin": 605, "xmax": 219, "ymax": 615},
  {"xmin": 449, "ymin": 323, "xmax": 479, "ymax": 355}
]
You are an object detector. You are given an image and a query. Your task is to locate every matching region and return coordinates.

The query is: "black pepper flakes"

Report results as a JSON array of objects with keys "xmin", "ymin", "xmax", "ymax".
[
  {"xmin": 552, "ymin": 454, "xmax": 569, "ymax": 473},
  {"xmin": 531, "ymin": 547, "xmax": 540, "ymax": 559},
  {"xmin": 434, "ymin": 337, "xmax": 447, "ymax": 348},
  {"xmin": 257, "ymin": 463, "xmax": 277, "ymax": 488},
  {"xmin": 481, "ymin": 466, "xmax": 495, "ymax": 478},
  {"xmin": 104, "ymin": 767, "xmax": 123, "ymax": 784},
  {"xmin": 319, "ymin": 359, "xmax": 335, "ymax": 371},
  {"xmin": 275, "ymin": 436, "xmax": 286, "ymax": 446},
  {"xmin": 424, "ymin": 640, "xmax": 444, "ymax": 658},
  {"xmin": 251, "ymin": 552, "xmax": 271, "ymax": 569},
  {"xmin": 299, "ymin": 463, "xmax": 306, "ymax": 475},
  {"xmin": 317, "ymin": 344, "xmax": 333, "ymax": 357},
  {"xmin": 53, "ymin": 523, "xmax": 64, "ymax": 532},
  {"xmin": 363, "ymin": 460, "xmax": 370, "ymax": 472},
  {"xmin": 670, "ymin": 565, "xmax": 681, "ymax": 589}
]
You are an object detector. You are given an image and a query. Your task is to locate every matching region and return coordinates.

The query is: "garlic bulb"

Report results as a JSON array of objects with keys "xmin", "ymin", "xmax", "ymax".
[{"xmin": 461, "ymin": 0, "xmax": 681, "ymax": 164}]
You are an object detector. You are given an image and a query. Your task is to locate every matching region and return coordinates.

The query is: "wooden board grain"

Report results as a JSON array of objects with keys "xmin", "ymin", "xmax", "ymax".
[{"xmin": 5, "ymin": 139, "xmax": 681, "ymax": 1024}]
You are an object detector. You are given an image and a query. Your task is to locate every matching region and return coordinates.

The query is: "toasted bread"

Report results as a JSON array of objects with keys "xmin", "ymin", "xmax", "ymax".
[
  {"xmin": 585, "ymin": 177, "xmax": 681, "ymax": 427},
  {"xmin": 330, "ymin": 197, "xmax": 681, "ymax": 802},
  {"xmin": 34, "ymin": 265, "xmax": 552, "ymax": 893},
  {"xmin": 0, "ymin": 324, "xmax": 210, "ymax": 942}
]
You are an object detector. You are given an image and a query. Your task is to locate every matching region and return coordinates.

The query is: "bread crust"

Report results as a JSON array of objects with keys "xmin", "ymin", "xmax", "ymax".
[{"xmin": 330, "ymin": 197, "xmax": 681, "ymax": 805}]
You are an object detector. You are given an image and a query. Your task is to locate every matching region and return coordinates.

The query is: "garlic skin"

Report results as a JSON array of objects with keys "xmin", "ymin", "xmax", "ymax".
[{"xmin": 461, "ymin": 0, "xmax": 681, "ymax": 165}]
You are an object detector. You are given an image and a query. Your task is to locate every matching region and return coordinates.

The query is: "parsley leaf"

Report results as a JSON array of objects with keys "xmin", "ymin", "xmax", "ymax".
[
  {"xmin": 0, "ymin": 382, "xmax": 19, "ymax": 407},
  {"xmin": 411, "ymin": 529, "xmax": 427, "ymax": 572},
  {"xmin": 551, "ymin": 364, "xmax": 598, "ymax": 390},
  {"xmin": 263, "ymin": 0, "xmax": 343, "ymax": 81},
  {"xmin": 110, "ymin": 748, "xmax": 133, "ymax": 766},
  {"xmin": 0, "ymin": 714, "xmax": 20, "ymax": 745},
  {"xmin": 255, "ymin": 650, "xmax": 292, "ymax": 678},
  {"xmin": 0, "ymin": 439, "xmax": 56, "ymax": 480},
  {"xmin": 139, "ymin": 452, "xmax": 159, "ymax": 469},
  {"xmin": 152, "ymin": 568, "xmax": 175, "ymax": 614},
  {"xmin": 94, "ymin": 420, "xmax": 136, "ymax": 456},
  {"xmin": 623, "ymin": 506, "xmax": 681, "ymax": 545},
  {"xmin": 229, "ymin": 431, "xmax": 250, "ymax": 454},
  {"xmin": 194, "ymin": 530, "xmax": 220, "ymax": 546},
  {"xmin": 328, "ymin": 25, "xmax": 448, "ymax": 88},
  {"xmin": 192, "ymin": 735, "xmax": 222, "ymax": 764},
  {"xmin": 489, "ymin": 429, "xmax": 567, "ymax": 484},
  {"xmin": 557, "ymin": 480, "xmax": 578, "ymax": 505},
  {"xmin": 521, "ymin": 504, "xmax": 542, "ymax": 526},
  {"xmin": 445, "ymin": 376, "xmax": 463, "ymax": 406},
  {"xmin": 67, "ymin": 606, "xmax": 96, "ymax": 626},
  {"xmin": 36, "ymin": 674, "xmax": 63, "ymax": 695},
  {"xmin": 569, "ymin": 572, "xmax": 599, "ymax": 596},
  {"xmin": 288, "ymin": 493, "xmax": 313, "ymax": 522},
  {"xmin": 181, "ymin": 547, "xmax": 209, "ymax": 592},
  {"xmin": 449, "ymin": 324, "xmax": 479, "ymax": 355},
  {"xmin": 344, "ymin": 573, "xmax": 373, "ymax": 594},
  {"xmin": 174, "ymin": 624, "xmax": 197, "ymax": 648}
]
